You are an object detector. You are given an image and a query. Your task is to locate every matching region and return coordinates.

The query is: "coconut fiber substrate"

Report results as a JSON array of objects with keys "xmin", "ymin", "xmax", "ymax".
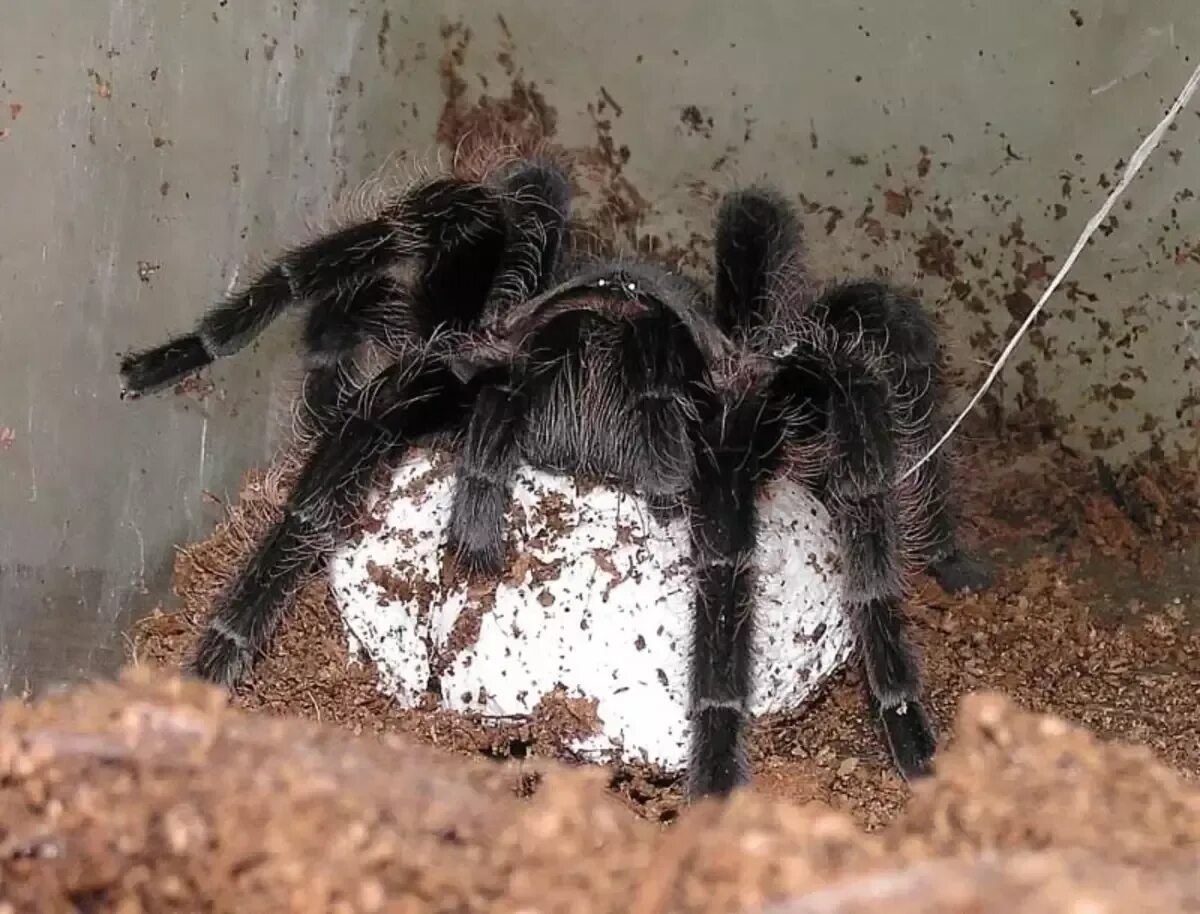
[{"xmin": 1, "ymin": 668, "xmax": 1198, "ymax": 914}]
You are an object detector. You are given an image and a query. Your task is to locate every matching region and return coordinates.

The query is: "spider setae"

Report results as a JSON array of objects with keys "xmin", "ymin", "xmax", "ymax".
[{"xmin": 119, "ymin": 155, "xmax": 990, "ymax": 798}]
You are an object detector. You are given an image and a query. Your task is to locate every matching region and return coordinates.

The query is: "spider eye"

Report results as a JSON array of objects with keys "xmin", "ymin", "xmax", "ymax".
[
  {"xmin": 596, "ymin": 278, "xmax": 608, "ymax": 287},
  {"xmin": 626, "ymin": 281, "xmax": 637, "ymax": 292}
]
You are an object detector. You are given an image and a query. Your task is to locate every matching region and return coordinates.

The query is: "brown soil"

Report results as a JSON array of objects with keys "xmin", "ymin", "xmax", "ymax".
[
  {"xmin": 2, "ymin": 670, "xmax": 1198, "ymax": 913},
  {"xmin": 746, "ymin": 430, "xmax": 1200, "ymax": 828}
]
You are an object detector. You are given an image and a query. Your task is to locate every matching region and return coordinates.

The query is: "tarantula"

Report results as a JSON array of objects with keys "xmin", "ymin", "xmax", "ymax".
[{"xmin": 118, "ymin": 155, "xmax": 990, "ymax": 798}]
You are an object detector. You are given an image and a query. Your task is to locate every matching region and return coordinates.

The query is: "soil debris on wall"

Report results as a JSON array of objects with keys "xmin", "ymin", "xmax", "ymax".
[{"xmin": 434, "ymin": 19, "xmax": 662, "ymax": 261}]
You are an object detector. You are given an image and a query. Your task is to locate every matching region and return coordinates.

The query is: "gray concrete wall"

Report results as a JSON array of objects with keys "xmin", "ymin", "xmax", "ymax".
[{"xmin": 2, "ymin": 0, "xmax": 1197, "ymax": 694}]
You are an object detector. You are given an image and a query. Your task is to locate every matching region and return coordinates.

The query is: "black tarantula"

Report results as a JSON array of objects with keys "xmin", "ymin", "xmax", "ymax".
[{"xmin": 118, "ymin": 154, "xmax": 990, "ymax": 798}]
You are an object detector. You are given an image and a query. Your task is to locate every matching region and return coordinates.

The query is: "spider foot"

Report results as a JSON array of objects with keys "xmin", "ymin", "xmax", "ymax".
[
  {"xmin": 118, "ymin": 335, "xmax": 212, "ymax": 399},
  {"xmin": 879, "ymin": 699, "xmax": 936, "ymax": 781},
  {"xmin": 445, "ymin": 533, "xmax": 506, "ymax": 580},
  {"xmin": 927, "ymin": 549, "xmax": 994, "ymax": 594},
  {"xmin": 686, "ymin": 706, "xmax": 750, "ymax": 801},
  {"xmin": 188, "ymin": 625, "xmax": 255, "ymax": 690}
]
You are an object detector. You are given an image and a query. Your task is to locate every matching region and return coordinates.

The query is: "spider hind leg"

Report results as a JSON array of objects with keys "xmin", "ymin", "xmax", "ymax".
[
  {"xmin": 817, "ymin": 346, "xmax": 937, "ymax": 781},
  {"xmin": 912, "ymin": 449, "xmax": 995, "ymax": 594},
  {"xmin": 927, "ymin": 548, "xmax": 993, "ymax": 594},
  {"xmin": 817, "ymin": 280, "xmax": 994, "ymax": 595}
]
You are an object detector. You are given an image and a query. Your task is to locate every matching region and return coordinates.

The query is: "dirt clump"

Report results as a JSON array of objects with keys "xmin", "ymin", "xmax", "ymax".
[
  {"xmin": 0, "ymin": 671, "xmax": 652, "ymax": 914},
  {"xmin": 2, "ymin": 671, "xmax": 1197, "ymax": 913},
  {"xmin": 891, "ymin": 692, "xmax": 1200, "ymax": 864}
]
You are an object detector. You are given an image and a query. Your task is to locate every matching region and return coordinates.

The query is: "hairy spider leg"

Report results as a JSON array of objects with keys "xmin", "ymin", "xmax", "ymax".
[
  {"xmin": 816, "ymin": 342, "xmax": 936, "ymax": 779},
  {"xmin": 685, "ymin": 379, "xmax": 790, "ymax": 798},
  {"xmin": 446, "ymin": 294, "xmax": 707, "ymax": 574},
  {"xmin": 117, "ymin": 178, "xmax": 513, "ymax": 398},
  {"xmin": 709, "ymin": 188, "xmax": 954, "ymax": 785},
  {"xmin": 680, "ymin": 187, "xmax": 814, "ymax": 797},
  {"xmin": 810, "ymin": 279, "xmax": 993, "ymax": 595},
  {"xmin": 443, "ymin": 162, "xmax": 575, "ymax": 574},
  {"xmin": 446, "ymin": 310, "xmax": 596, "ymax": 576},
  {"xmin": 480, "ymin": 158, "xmax": 573, "ymax": 317},
  {"xmin": 712, "ymin": 185, "xmax": 806, "ymax": 338},
  {"xmin": 185, "ymin": 161, "xmax": 574, "ymax": 686},
  {"xmin": 189, "ymin": 354, "xmax": 470, "ymax": 686}
]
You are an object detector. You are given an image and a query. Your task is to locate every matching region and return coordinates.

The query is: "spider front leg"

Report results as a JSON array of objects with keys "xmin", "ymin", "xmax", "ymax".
[
  {"xmin": 684, "ymin": 186, "xmax": 811, "ymax": 798},
  {"xmin": 191, "ymin": 352, "xmax": 470, "ymax": 685},
  {"xmin": 685, "ymin": 385, "xmax": 786, "ymax": 799},
  {"xmin": 445, "ymin": 309, "xmax": 605, "ymax": 576},
  {"xmin": 118, "ymin": 177, "xmax": 510, "ymax": 398},
  {"xmin": 117, "ymin": 215, "xmax": 399, "ymax": 397},
  {"xmin": 443, "ymin": 161, "xmax": 573, "ymax": 575},
  {"xmin": 444, "ymin": 370, "xmax": 527, "ymax": 576}
]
